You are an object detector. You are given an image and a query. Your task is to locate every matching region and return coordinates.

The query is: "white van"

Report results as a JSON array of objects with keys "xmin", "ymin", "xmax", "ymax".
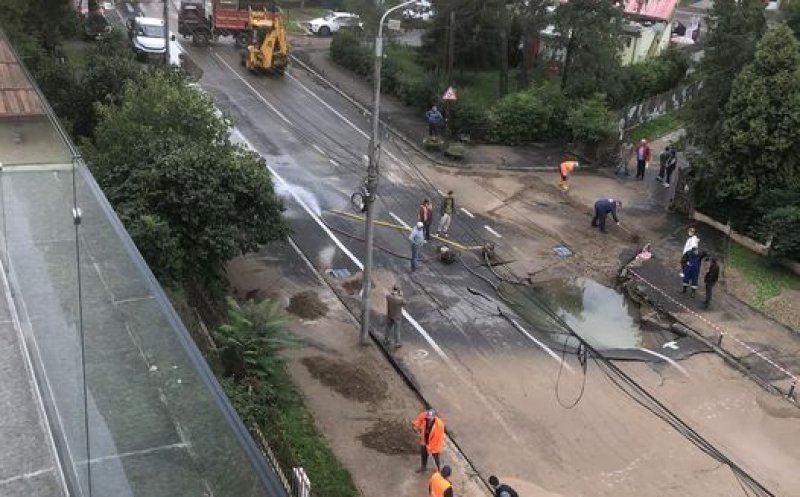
[{"xmin": 127, "ymin": 17, "xmax": 166, "ymax": 59}]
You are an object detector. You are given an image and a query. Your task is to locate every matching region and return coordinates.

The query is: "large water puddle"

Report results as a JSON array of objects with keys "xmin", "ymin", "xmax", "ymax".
[{"xmin": 499, "ymin": 277, "xmax": 642, "ymax": 350}]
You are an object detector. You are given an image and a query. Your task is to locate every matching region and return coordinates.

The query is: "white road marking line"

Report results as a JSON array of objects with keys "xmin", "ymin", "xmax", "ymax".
[
  {"xmin": 226, "ymin": 81, "xmax": 522, "ymax": 446},
  {"xmin": 484, "ymin": 225, "xmax": 502, "ymax": 238},
  {"xmin": 437, "ymin": 189, "xmax": 444, "ymax": 196},
  {"xmin": 312, "ymin": 144, "xmax": 326, "ymax": 156},
  {"xmin": 507, "ymin": 318, "xmax": 574, "ymax": 374},
  {"xmin": 0, "ymin": 467, "xmax": 55, "ymax": 487},
  {"xmin": 214, "ymin": 54, "xmax": 293, "ymax": 125},
  {"xmin": 635, "ymin": 348, "xmax": 690, "ymax": 378},
  {"xmin": 460, "ymin": 207, "xmax": 475, "ymax": 218},
  {"xmin": 81, "ymin": 442, "xmax": 189, "ymax": 465},
  {"xmin": 389, "ymin": 212, "xmax": 411, "ymax": 230},
  {"xmin": 329, "ymin": 159, "xmax": 338, "ymax": 167}
]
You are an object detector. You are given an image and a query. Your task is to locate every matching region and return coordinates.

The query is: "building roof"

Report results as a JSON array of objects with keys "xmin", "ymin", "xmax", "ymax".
[
  {"xmin": 0, "ymin": 37, "xmax": 45, "ymax": 119},
  {"xmin": 623, "ymin": 0, "xmax": 678, "ymax": 22}
]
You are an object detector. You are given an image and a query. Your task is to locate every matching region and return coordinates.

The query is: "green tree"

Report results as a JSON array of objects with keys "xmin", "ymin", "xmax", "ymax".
[
  {"xmin": 715, "ymin": 24, "xmax": 800, "ymax": 202},
  {"xmin": 784, "ymin": 0, "xmax": 800, "ymax": 38},
  {"xmin": 83, "ymin": 70, "xmax": 289, "ymax": 287},
  {"xmin": 553, "ymin": 0, "xmax": 624, "ymax": 99},
  {"xmin": 686, "ymin": 0, "xmax": 765, "ymax": 149},
  {"xmin": 566, "ymin": 94, "xmax": 616, "ymax": 144}
]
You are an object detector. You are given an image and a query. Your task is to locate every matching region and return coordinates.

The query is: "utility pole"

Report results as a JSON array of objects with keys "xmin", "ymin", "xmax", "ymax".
[
  {"xmin": 360, "ymin": 0, "xmax": 418, "ymax": 345},
  {"xmin": 498, "ymin": 0, "xmax": 509, "ymax": 96}
]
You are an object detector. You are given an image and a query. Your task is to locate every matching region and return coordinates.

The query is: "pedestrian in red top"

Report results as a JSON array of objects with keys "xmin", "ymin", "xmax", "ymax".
[
  {"xmin": 419, "ymin": 199, "xmax": 433, "ymax": 241},
  {"xmin": 635, "ymin": 139, "xmax": 651, "ymax": 180}
]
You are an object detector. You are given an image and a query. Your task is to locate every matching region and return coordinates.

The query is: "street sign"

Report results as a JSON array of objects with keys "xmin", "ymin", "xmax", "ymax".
[
  {"xmin": 442, "ymin": 86, "xmax": 458, "ymax": 101},
  {"xmin": 387, "ymin": 19, "xmax": 402, "ymax": 31}
]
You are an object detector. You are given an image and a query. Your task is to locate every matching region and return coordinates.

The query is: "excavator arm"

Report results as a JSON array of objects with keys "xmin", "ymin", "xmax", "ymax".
[{"xmin": 242, "ymin": 7, "xmax": 289, "ymax": 75}]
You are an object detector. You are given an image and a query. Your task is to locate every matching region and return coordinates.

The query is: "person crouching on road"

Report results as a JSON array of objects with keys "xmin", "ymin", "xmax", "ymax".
[
  {"xmin": 429, "ymin": 465, "xmax": 453, "ymax": 497},
  {"xmin": 384, "ymin": 285, "xmax": 405, "ymax": 348},
  {"xmin": 680, "ymin": 247, "xmax": 707, "ymax": 297},
  {"xmin": 413, "ymin": 408, "xmax": 445, "ymax": 472},
  {"xmin": 437, "ymin": 190, "xmax": 456, "ymax": 237},
  {"xmin": 559, "ymin": 160, "xmax": 579, "ymax": 192},
  {"xmin": 409, "ymin": 222, "xmax": 425, "ymax": 272},
  {"xmin": 591, "ymin": 198, "xmax": 621, "ymax": 233}
]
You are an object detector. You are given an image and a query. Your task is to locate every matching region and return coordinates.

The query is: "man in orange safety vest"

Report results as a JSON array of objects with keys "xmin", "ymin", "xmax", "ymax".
[
  {"xmin": 413, "ymin": 408, "xmax": 446, "ymax": 472},
  {"xmin": 559, "ymin": 160, "xmax": 579, "ymax": 192},
  {"xmin": 429, "ymin": 465, "xmax": 454, "ymax": 497}
]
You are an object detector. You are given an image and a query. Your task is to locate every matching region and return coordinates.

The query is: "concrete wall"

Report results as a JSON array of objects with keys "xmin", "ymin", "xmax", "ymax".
[{"xmin": 619, "ymin": 80, "xmax": 703, "ymax": 131}]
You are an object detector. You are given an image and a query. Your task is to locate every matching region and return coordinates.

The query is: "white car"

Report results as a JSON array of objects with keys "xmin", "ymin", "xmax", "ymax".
[
  {"xmin": 307, "ymin": 12, "xmax": 363, "ymax": 36},
  {"xmin": 403, "ymin": 1, "xmax": 434, "ymax": 21},
  {"xmin": 127, "ymin": 16, "xmax": 166, "ymax": 59}
]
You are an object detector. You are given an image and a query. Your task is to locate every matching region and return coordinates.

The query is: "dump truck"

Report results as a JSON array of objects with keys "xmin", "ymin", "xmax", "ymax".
[
  {"xmin": 177, "ymin": 0, "xmax": 274, "ymax": 47},
  {"xmin": 240, "ymin": 8, "xmax": 289, "ymax": 74}
]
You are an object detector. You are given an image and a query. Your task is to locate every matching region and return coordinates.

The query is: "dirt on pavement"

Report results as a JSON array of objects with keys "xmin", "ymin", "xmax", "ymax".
[
  {"xmin": 301, "ymin": 356, "xmax": 387, "ymax": 403},
  {"xmin": 357, "ymin": 419, "xmax": 419, "ymax": 455},
  {"xmin": 287, "ymin": 290, "xmax": 329, "ymax": 319}
]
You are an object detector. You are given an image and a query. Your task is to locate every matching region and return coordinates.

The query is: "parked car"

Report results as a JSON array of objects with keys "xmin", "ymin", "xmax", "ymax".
[
  {"xmin": 403, "ymin": 0, "xmax": 434, "ymax": 21},
  {"xmin": 306, "ymin": 11, "xmax": 362, "ymax": 36},
  {"xmin": 127, "ymin": 17, "xmax": 167, "ymax": 60}
]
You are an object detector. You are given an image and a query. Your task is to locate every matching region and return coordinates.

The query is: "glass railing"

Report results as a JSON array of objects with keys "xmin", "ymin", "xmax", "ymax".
[{"xmin": 0, "ymin": 33, "xmax": 286, "ymax": 497}]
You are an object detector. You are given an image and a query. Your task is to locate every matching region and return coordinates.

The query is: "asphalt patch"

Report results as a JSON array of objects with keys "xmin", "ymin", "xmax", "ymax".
[
  {"xmin": 286, "ymin": 290, "xmax": 329, "ymax": 319},
  {"xmin": 301, "ymin": 356, "xmax": 387, "ymax": 403},
  {"xmin": 357, "ymin": 419, "xmax": 419, "ymax": 455}
]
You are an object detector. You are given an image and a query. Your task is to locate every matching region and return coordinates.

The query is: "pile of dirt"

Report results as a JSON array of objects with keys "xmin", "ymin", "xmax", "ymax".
[
  {"xmin": 301, "ymin": 356, "xmax": 387, "ymax": 403},
  {"xmin": 340, "ymin": 273, "xmax": 364, "ymax": 295},
  {"xmin": 286, "ymin": 290, "xmax": 329, "ymax": 319},
  {"xmin": 357, "ymin": 419, "xmax": 418, "ymax": 455}
]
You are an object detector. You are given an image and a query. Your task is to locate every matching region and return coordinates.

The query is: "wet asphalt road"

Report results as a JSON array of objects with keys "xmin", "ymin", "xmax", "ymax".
[{"xmin": 107, "ymin": 4, "xmax": 790, "ymax": 495}]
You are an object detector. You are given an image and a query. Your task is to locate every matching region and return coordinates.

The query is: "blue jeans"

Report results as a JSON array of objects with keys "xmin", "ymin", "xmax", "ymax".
[{"xmin": 411, "ymin": 244, "xmax": 422, "ymax": 271}]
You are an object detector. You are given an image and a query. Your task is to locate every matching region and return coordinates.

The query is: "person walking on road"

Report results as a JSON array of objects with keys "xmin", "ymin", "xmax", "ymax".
[
  {"xmin": 428, "ymin": 465, "xmax": 453, "ymax": 497},
  {"xmin": 426, "ymin": 106, "xmax": 444, "ymax": 138},
  {"xmin": 591, "ymin": 198, "xmax": 622, "ymax": 233},
  {"xmin": 656, "ymin": 146, "xmax": 671, "ymax": 183},
  {"xmin": 635, "ymin": 139, "xmax": 651, "ymax": 180},
  {"xmin": 413, "ymin": 408, "xmax": 445, "ymax": 472},
  {"xmin": 488, "ymin": 476, "xmax": 519, "ymax": 497},
  {"xmin": 437, "ymin": 191, "xmax": 456, "ymax": 237},
  {"xmin": 681, "ymin": 246, "xmax": 707, "ymax": 297},
  {"xmin": 663, "ymin": 147, "xmax": 677, "ymax": 187},
  {"xmin": 559, "ymin": 160, "xmax": 579, "ymax": 192},
  {"xmin": 702, "ymin": 257, "xmax": 720, "ymax": 309},
  {"xmin": 419, "ymin": 199, "xmax": 433, "ymax": 241},
  {"xmin": 409, "ymin": 222, "xmax": 425, "ymax": 272},
  {"xmin": 384, "ymin": 285, "xmax": 405, "ymax": 348}
]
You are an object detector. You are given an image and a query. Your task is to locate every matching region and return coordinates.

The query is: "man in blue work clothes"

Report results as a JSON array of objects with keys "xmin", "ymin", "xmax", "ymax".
[
  {"xmin": 426, "ymin": 105, "xmax": 444, "ymax": 138},
  {"xmin": 591, "ymin": 198, "xmax": 622, "ymax": 233}
]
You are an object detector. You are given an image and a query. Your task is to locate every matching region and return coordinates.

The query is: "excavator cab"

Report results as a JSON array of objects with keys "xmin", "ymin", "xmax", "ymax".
[{"xmin": 241, "ymin": 7, "xmax": 289, "ymax": 75}]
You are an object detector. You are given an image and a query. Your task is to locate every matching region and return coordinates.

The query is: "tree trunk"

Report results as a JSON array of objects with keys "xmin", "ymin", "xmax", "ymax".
[
  {"xmin": 520, "ymin": 33, "xmax": 529, "ymax": 87},
  {"xmin": 561, "ymin": 34, "xmax": 575, "ymax": 91},
  {"xmin": 447, "ymin": 10, "xmax": 455, "ymax": 83},
  {"xmin": 499, "ymin": 0, "xmax": 509, "ymax": 96}
]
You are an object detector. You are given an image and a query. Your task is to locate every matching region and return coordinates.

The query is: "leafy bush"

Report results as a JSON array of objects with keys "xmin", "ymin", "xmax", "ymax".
[
  {"xmin": 566, "ymin": 94, "xmax": 616, "ymax": 144},
  {"xmin": 765, "ymin": 206, "xmax": 800, "ymax": 260},
  {"xmin": 487, "ymin": 81, "xmax": 568, "ymax": 144},
  {"xmin": 449, "ymin": 98, "xmax": 490, "ymax": 141},
  {"xmin": 611, "ymin": 47, "xmax": 691, "ymax": 108},
  {"xmin": 330, "ymin": 30, "xmax": 371, "ymax": 77}
]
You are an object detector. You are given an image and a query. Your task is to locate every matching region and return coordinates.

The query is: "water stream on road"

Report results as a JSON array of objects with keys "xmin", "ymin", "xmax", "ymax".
[{"xmin": 500, "ymin": 277, "xmax": 643, "ymax": 350}]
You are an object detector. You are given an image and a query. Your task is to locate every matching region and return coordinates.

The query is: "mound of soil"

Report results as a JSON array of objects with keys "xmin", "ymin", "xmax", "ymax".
[
  {"xmin": 357, "ymin": 419, "xmax": 418, "ymax": 455},
  {"xmin": 286, "ymin": 290, "xmax": 329, "ymax": 319},
  {"xmin": 301, "ymin": 356, "xmax": 387, "ymax": 403}
]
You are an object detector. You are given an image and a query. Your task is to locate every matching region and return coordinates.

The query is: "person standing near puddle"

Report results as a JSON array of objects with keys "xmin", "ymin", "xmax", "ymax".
[
  {"xmin": 702, "ymin": 257, "xmax": 720, "ymax": 309},
  {"xmin": 384, "ymin": 285, "xmax": 405, "ymax": 348},
  {"xmin": 409, "ymin": 222, "xmax": 425, "ymax": 272},
  {"xmin": 413, "ymin": 408, "xmax": 445, "ymax": 472}
]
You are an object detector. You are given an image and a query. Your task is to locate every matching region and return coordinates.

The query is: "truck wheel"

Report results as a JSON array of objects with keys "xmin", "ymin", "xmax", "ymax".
[
  {"xmin": 235, "ymin": 32, "xmax": 250, "ymax": 49},
  {"xmin": 318, "ymin": 26, "xmax": 331, "ymax": 37},
  {"xmin": 193, "ymin": 31, "xmax": 210, "ymax": 47}
]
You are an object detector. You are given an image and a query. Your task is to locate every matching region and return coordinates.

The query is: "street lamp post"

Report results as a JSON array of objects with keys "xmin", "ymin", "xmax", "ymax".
[{"xmin": 360, "ymin": 0, "xmax": 418, "ymax": 345}]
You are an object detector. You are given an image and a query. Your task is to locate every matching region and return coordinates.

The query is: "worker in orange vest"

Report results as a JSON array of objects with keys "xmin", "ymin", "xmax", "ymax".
[
  {"xmin": 429, "ymin": 465, "xmax": 454, "ymax": 497},
  {"xmin": 559, "ymin": 160, "xmax": 579, "ymax": 192},
  {"xmin": 413, "ymin": 408, "xmax": 446, "ymax": 472}
]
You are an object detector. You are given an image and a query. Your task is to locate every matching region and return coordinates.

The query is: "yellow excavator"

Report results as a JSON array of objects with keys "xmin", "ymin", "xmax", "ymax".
[{"xmin": 241, "ymin": 7, "xmax": 289, "ymax": 75}]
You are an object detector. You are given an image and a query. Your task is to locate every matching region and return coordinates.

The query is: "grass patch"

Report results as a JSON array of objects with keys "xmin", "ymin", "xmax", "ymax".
[
  {"xmin": 728, "ymin": 243, "xmax": 800, "ymax": 307},
  {"xmin": 62, "ymin": 39, "xmax": 91, "ymax": 71},
  {"xmin": 626, "ymin": 110, "xmax": 684, "ymax": 143},
  {"xmin": 284, "ymin": 7, "xmax": 329, "ymax": 35}
]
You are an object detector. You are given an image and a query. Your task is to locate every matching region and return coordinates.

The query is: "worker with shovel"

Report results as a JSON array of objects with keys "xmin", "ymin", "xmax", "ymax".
[
  {"xmin": 413, "ymin": 408, "xmax": 446, "ymax": 472},
  {"xmin": 559, "ymin": 160, "xmax": 579, "ymax": 192},
  {"xmin": 591, "ymin": 198, "xmax": 622, "ymax": 233}
]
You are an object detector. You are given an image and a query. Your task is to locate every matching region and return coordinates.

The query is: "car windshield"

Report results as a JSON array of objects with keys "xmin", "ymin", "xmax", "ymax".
[
  {"xmin": 138, "ymin": 24, "xmax": 164, "ymax": 38},
  {"xmin": 323, "ymin": 12, "xmax": 337, "ymax": 20}
]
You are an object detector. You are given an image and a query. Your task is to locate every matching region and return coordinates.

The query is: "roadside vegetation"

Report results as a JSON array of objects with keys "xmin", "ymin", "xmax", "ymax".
[
  {"xmin": 727, "ymin": 244, "xmax": 800, "ymax": 308},
  {"xmin": 330, "ymin": 0, "xmax": 690, "ymax": 148},
  {"xmin": 625, "ymin": 110, "xmax": 684, "ymax": 143}
]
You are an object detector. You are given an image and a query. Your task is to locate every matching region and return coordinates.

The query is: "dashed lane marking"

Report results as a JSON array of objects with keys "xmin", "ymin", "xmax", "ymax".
[
  {"xmin": 484, "ymin": 225, "xmax": 502, "ymax": 238},
  {"xmin": 214, "ymin": 54, "xmax": 293, "ymax": 125},
  {"xmin": 329, "ymin": 159, "xmax": 338, "ymax": 167},
  {"xmin": 460, "ymin": 207, "xmax": 475, "ymax": 219},
  {"xmin": 312, "ymin": 144, "xmax": 326, "ymax": 156},
  {"xmin": 389, "ymin": 212, "xmax": 411, "ymax": 230}
]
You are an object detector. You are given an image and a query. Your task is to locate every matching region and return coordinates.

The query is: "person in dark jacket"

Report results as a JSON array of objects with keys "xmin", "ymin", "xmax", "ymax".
[
  {"xmin": 488, "ymin": 475, "xmax": 519, "ymax": 497},
  {"xmin": 591, "ymin": 198, "xmax": 622, "ymax": 233},
  {"xmin": 680, "ymin": 247, "xmax": 707, "ymax": 296},
  {"xmin": 426, "ymin": 106, "xmax": 444, "ymax": 137},
  {"xmin": 702, "ymin": 258, "xmax": 720, "ymax": 308},
  {"xmin": 384, "ymin": 286, "xmax": 405, "ymax": 348}
]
